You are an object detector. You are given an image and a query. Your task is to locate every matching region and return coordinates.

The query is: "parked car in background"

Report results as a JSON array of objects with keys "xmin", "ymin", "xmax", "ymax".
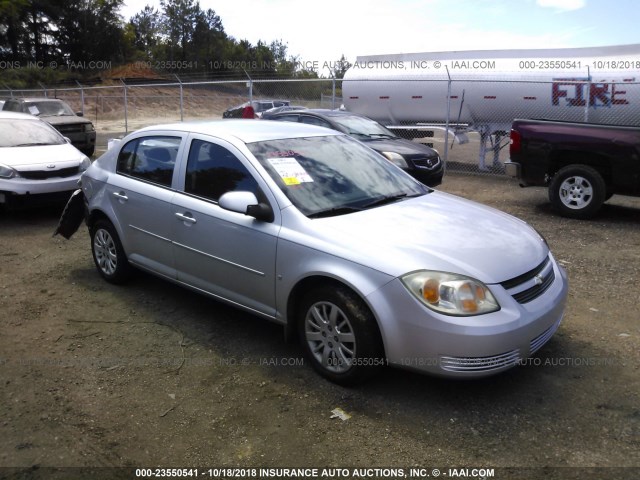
[
  {"xmin": 222, "ymin": 99, "xmax": 290, "ymax": 119},
  {"xmin": 263, "ymin": 109, "xmax": 444, "ymax": 186},
  {"xmin": 506, "ymin": 118, "xmax": 640, "ymax": 218},
  {"xmin": 58, "ymin": 119, "xmax": 567, "ymax": 385},
  {"xmin": 2, "ymin": 97, "xmax": 96, "ymax": 157},
  {"xmin": 260, "ymin": 105, "xmax": 308, "ymax": 119},
  {"xmin": 0, "ymin": 111, "xmax": 91, "ymax": 208}
]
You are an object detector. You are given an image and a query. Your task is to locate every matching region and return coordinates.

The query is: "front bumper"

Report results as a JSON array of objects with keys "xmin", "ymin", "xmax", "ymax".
[
  {"xmin": 408, "ymin": 164, "xmax": 445, "ymax": 187},
  {"xmin": 0, "ymin": 175, "xmax": 81, "ymax": 202},
  {"xmin": 367, "ymin": 258, "xmax": 568, "ymax": 377},
  {"xmin": 63, "ymin": 131, "xmax": 96, "ymax": 150}
]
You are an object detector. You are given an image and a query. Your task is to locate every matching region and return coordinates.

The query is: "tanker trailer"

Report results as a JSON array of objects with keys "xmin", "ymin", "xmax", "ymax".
[{"xmin": 342, "ymin": 44, "xmax": 640, "ymax": 170}]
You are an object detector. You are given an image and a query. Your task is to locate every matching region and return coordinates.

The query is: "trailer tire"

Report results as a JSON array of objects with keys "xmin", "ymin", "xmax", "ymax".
[{"xmin": 549, "ymin": 165, "xmax": 606, "ymax": 219}]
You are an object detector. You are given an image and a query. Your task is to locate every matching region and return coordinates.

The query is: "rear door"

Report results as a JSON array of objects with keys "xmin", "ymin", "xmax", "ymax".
[
  {"xmin": 170, "ymin": 135, "xmax": 280, "ymax": 318},
  {"xmin": 107, "ymin": 133, "xmax": 186, "ymax": 278}
]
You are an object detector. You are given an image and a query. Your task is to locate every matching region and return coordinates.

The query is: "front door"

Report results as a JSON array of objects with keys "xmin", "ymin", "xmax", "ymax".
[{"xmin": 171, "ymin": 136, "xmax": 280, "ymax": 318}]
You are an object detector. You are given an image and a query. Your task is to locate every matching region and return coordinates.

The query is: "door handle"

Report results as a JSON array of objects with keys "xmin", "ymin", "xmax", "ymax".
[
  {"xmin": 112, "ymin": 191, "xmax": 128, "ymax": 201},
  {"xmin": 175, "ymin": 212, "xmax": 197, "ymax": 224}
]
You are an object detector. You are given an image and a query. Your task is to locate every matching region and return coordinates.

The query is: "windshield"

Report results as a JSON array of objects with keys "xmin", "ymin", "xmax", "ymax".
[
  {"xmin": 247, "ymin": 135, "xmax": 428, "ymax": 217},
  {"xmin": 331, "ymin": 115, "xmax": 398, "ymax": 139},
  {"xmin": 0, "ymin": 118, "xmax": 66, "ymax": 147},
  {"xmin": 25, "ymin": 101, "xmax": 75, "ymax": 116}
]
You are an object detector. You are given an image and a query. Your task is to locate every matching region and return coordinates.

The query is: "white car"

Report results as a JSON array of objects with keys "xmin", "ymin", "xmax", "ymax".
[
  {"xmin": 0, "ymin": 111, "xmax": 91, "ymax": 207},
  {"xmin": 60, "ymin": 119, "xmax": 568, "ymax": 385}
]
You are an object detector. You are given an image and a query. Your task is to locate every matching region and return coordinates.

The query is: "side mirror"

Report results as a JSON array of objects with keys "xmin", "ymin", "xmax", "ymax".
[
  {"xmin": 218, "ymin": 191, "xmax": 274, "ymax": 222},
  {"xmin": 75, "ymin": 111, "xmax": 84, "ymax": 117}
]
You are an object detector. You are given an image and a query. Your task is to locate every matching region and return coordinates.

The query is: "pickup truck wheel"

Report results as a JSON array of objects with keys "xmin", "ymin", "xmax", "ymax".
[
  {"xmin": 298, "ymin": 286, "xmax": 384, "ymax": 385},
  {"xmin": 549, "ymin": 165, "xmax": 605, "ymax": 219}
]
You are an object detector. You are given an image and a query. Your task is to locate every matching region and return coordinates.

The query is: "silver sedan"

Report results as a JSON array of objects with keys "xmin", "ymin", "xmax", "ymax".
[{"xmin": 73, "ymin": 119, "xmax": 568, "ymax": 385}]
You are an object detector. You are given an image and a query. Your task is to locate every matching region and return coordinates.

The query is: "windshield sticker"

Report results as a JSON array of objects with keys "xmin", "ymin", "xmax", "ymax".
[
  {"xmin": 267, "ymin": 150, "xmax": 300, "ymax": 158},
  {"xmin": 28, "ymin": 106, "xmax": 40, "ymax": 115},
  {"xmin": 268, "ymin": 157, "xmax": 314, "ymax": 186}
]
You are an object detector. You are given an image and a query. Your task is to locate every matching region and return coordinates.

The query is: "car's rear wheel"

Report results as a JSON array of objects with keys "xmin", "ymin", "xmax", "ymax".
[
  {"xmin": 549, "ymin": 165, "xmax": 606, "ymax": 219},
  {"xmin": 90, "ymin": 220, "xmax": 131, "ymax": 284},
  {"xmin": 298, "ymin": 285, "xmax": 384, "ymax": 385}
]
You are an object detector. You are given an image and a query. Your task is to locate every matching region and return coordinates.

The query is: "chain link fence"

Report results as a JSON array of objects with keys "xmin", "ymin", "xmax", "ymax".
[{"xmin": 2, "ymin": 75, "xmax": 638, "ymax": 175}]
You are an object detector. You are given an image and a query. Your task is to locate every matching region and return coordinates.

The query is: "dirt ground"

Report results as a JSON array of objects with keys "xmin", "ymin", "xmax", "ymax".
[{"xmin": 1, "ymin": 171, "xmax": 639, "ymax": 479}]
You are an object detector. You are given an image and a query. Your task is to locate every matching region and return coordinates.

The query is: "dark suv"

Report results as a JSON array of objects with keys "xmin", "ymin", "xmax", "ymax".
[
  {"xmin": 264, "ymin": 109, "xmax": 443, "ymax": 186},
  {"xmin": 2, "ymin": 97, "xmax": 96, "ymax": 156}
]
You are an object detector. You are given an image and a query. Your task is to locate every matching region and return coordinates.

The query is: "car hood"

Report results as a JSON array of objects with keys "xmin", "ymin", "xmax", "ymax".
[
  {"xmin": 42, "ymin": 115, "xmax": 92, "ymax": 126},
  {"xmin": 1, "ymin": 144, "xmax": 86, "ymax": 169},
  {"xmin": 301, "ymin": 191, "xmax": 548, "ymax": 284},
  {"xmin": 363, "ymin": 137, "xmax": 438, "ymax": 156}
]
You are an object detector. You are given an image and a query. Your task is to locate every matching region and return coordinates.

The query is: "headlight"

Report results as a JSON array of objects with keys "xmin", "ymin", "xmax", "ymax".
[
  {"xmin": 84, "ymin": 123, "xmax": 95, "ymax": 132},
  {"xmin": 401, "ymin": 271, "xmax": 500, "ymax": 316},
  {"xmin": 381, "ymin": 151, "xmax": 409, "ymax": 169},
  {"xmin": 79, "ymin": 157, "xmax": 91, "ymax": 172},
  {"xmin": 0, "ymin": 164, "xmax": 17, "ymax": 179}
]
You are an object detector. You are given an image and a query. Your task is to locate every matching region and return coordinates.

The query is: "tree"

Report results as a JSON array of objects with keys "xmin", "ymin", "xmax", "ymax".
[
  {"xmin": 192, "ymin": 8, "xmax": 226, "ymax": 67},
  {"xmin": 0, "ymin": 0, "xmax": 30, "ymax": 61},
  {"xmin": 56, "ymin": 0, "xmax": 126, "ymax": 65},
  {"xmin": 0, "ymin": 0, "xmax": 62, "ymax": 63},
  {"xmin": 130, "ymin": 4, "xmax": 162, "ymax": 60},
  {"xmin": 332, "ymin": 54, "xmax": 351, "ymax": 79},
  {"xmin": 160, "ymin": 0, "xmax": 198, "ymax": 61}
]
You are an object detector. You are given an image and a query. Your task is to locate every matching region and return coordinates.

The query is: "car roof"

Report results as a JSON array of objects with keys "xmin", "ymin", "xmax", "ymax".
[
  {"xmin": 134, "ymin": 119, "xmax": 342, "ymax": 143},
  {"xmin": 0, "ymin": 111, "xmax": 44, "ymax": 120},
  {"xmin": 7, "ymin": 97, "xmax": 66, "ymax": 103},
  {"xmin": 273, "ymin": 108, "xmax": 365, "ymax": 119}
]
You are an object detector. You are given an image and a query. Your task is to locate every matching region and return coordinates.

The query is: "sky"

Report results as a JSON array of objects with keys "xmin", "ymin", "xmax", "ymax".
[{"xmin": 119, "ymin": 0, "xmax": 640, "ymax": 72}]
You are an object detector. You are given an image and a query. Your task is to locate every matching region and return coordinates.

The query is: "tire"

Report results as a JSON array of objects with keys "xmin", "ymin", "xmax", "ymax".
[
  {"xmin": 298, "ymin": 285, "xmax": 384, "ymax": 385},
  {"xmin": 548, "ymin": 165, "xmax": 606, "ymax": 219},
  {"xmin": 90, "ymin": 220, "xmax": 131, "ymax": 284}
]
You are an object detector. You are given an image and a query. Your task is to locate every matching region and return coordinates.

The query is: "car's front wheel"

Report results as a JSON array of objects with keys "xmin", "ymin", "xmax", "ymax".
[
  {"xmin": 298, "ymin": 285, "xmax": 384, "ymax": 385},
  {"xmin": 549, "ymin": 165, "xmax": 606, "ymax": 219},
  {"xmin": 90, "ymin": 220, "xmax": 131, "ymax": 284}
]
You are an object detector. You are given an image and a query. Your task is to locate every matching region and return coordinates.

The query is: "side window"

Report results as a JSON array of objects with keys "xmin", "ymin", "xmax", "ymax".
[
  {"xmin": 116, "ymin": 136, "xmax": 181, "ymax": 187},
  {"xmin": 299, "ymin": 116, "xmax": 332, "ymax": 129},
  {"xmin": 185, "ymin": 139, "xmax": 260, "ymax": 202},
  {"xmin": 274, "ymin": 114, "xmax": 299, "ymax": 123},
  {"xmin": 4, "ymin": 101, "xmax": 20, "ymax": 112}
]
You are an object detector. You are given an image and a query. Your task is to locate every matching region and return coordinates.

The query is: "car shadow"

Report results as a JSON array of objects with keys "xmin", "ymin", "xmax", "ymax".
[
  {"xmin": 65, "ymin": 265, "xmax": 622, "ymax": 425},
  {"xmin": 534, "ymin": 198, "xmax": 640, "ymax": 224}
]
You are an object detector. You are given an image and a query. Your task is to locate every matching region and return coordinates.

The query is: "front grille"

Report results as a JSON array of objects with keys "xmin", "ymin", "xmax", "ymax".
[
  {"xmin": 440, "ymin": 349, "xmax": 521, "ymax": 372},
  {"xmin": 513, "ymin": 270, "xmax": 555, "ymax": 303},
  {"xmin": 501, "ymin": 256, "xmax": 555, "ymax": 304},
  {"xmin": 410, "ymin": 156, "xmax": 440, "ymax": 170},
  {"xmin": 54, "ymin": 124, "xmax": 84, "ymax": 134},
  {"xmin": 19, "ymin": 167, "xmax": 79, "ymax": 180}
]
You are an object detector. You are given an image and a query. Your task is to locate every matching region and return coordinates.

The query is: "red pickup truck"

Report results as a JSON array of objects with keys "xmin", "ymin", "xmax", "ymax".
[{"xmin": 506, "ymin": 119, "xmax": 640, "ymax": 219}]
